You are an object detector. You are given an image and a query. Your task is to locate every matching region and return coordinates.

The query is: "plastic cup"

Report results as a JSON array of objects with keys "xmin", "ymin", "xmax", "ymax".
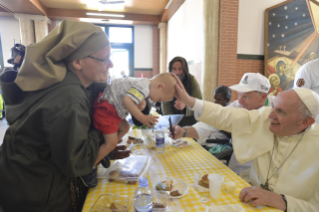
[
  {"xmin": 225, "ymin": 181, "xmax": 237, "ymax": 193},
  {"xmin": 208, "ymin": 174, "xmax": 224, "ymax": 199}
]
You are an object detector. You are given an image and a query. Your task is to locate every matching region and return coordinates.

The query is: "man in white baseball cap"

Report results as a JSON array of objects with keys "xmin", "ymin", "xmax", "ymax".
[
  {"xmin": 230, "ymin": 72, "xmax": 271, "ymax": 93},
  {"xmin": 173, "ymin": 73, "xmax": 274, "ymax": 174},
  {"xmin": 173, "ymin": 71, "xmax": 319, "ymax": 211}
]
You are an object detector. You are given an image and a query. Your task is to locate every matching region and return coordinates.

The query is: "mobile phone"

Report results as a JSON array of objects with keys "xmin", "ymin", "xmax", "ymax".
[{"xmin": 169, "ymin": 116, "xmax": 174, "ymax": 138}]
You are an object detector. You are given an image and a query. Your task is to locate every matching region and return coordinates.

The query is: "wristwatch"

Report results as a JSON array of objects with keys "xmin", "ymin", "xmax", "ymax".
[
  {"xmin": 281, "ymin": 194, "xmax": 287, "ymax": 212},
  {"xmin": 182, "ymin": 127, "xmax": 187, "ymax": 137}
]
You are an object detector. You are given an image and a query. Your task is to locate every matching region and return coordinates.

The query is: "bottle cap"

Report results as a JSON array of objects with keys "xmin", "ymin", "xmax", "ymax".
[{"xmin": 139, "ymin": 177, "xmax": 149, "ymax": 187}]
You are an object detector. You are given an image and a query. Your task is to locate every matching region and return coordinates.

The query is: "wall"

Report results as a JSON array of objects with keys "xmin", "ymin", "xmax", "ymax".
[
  {"xmin": 0, "ymin": 17, "xmax": 21, "ymax": 68},
  {"xmin": 134, "ymin": 25, "xmax": 155, "ymax": 78},
  {"xmin": 237, "ymin": 0, "xmax": 286, "ymax": 55},
  {"xmin": 134, "ymin": 25, "xmax": 153, "ymax": 69},
  {"xmin": 167, "ymin": 0, "xmax": 204, "ymax": 88},
  {"xmin": 219, "ymin": 0, "xmax": 285, "ymax": 101}
]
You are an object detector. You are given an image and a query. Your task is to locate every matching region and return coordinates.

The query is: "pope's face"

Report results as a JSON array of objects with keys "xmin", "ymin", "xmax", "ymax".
[{"xmin": 268, "ymin": 90, "xmax": 306, "ymax": 136}]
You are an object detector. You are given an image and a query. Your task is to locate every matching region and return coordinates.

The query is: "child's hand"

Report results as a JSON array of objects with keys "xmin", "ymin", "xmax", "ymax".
[{"xmin": 142, "ymin": 115, "xmax": 158, "ymax": 128}]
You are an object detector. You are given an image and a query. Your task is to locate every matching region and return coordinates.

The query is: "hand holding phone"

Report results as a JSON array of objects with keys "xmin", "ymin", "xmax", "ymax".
[{"xmin": 169, "ymin": 116, "xmax": 174, "ymax": 138}]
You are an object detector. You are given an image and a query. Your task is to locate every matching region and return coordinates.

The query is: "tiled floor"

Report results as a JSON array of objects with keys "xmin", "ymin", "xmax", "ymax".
[{"xmin": 0, "ymin": 118, "xmax": 9, "ymax": 146}]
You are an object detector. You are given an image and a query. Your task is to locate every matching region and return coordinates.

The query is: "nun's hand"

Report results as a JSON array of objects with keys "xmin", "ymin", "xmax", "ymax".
[
  {"xmin": 171, "ymin": 74, "xmax": 196, "ymax": 108},
  {"xmin": 111, "ymin": 145, "xmax": 131, "ymax": 160}
]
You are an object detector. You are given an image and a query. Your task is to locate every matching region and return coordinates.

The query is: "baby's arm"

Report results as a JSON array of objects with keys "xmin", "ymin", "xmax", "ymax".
[
  {"xmin": 95, "ymin": 133, "xmax": 118, "ymax": 165},
  {"xmin": 122, "ymin": 96, "xmax": 158, "ymax": 128}
]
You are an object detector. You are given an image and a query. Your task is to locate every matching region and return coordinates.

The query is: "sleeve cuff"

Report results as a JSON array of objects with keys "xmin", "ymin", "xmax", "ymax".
[{"xmin": 190, "ymin": 99, "xmax": 204, "ymax": 119}]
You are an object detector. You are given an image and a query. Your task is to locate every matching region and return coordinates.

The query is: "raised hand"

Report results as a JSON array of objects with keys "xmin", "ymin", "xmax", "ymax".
[{"xmin": 170, "ymin": 73, "xmax": 195, "ymax": 108}]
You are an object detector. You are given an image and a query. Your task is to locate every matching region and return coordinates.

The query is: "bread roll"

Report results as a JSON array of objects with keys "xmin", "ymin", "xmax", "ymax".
[
  {"xmin": 198, "ymin": 174, "xmax": 209, "ymax": 188},
  {"xmin": 201, "ymin": 174, "xmax": 209, "ymax": 184},
  {"xmin": 110, "ymin": 202, "xmax": 127, "ymax": 212}
]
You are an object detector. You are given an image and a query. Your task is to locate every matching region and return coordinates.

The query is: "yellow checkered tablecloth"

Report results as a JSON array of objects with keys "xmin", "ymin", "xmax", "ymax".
[{"xmin": 83, "ymin": 130, "xmax": 281, "ymax": 212}]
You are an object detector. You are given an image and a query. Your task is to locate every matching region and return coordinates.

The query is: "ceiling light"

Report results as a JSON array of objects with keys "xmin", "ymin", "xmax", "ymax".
[
  {"xmin": 86, "ymin": 13, "xmax": 125, "ymax": 17},
  {"xmin": 108, "ymin": 20, "xmax": 133, "ymax": 24},
  {"xmin": 80, "ymin": 18, "xmax": 109, "ymax": 23}
]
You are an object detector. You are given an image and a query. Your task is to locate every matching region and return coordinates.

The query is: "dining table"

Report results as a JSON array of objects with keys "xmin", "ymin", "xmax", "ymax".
[{"xmin": 82, "ymin": 129, "xmax": 282, "ymax": 212}]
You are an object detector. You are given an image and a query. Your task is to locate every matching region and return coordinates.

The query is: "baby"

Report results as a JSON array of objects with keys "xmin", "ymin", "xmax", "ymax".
[{"xmin": 81, "ymin": 73, "xmax": 176, "ymax": 187}]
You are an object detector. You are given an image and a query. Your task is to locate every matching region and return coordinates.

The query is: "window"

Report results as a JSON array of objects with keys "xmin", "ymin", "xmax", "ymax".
[
  {"xmin": 96, "ymin": 25, "xmax": 134, "ymax": 78},
  {"xmin": 109, "ymin": 27, "xmax": 132, "ymax": 43}
]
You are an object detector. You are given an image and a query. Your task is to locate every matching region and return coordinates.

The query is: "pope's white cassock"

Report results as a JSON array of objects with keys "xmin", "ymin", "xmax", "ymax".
[{"xmin": 192, "ymin": 99, "xmax": 319, "ymax": 212}]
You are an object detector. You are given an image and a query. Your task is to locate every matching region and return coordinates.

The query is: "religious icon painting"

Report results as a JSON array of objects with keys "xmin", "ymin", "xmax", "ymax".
[{"xmin": 264, "ymin": 0, "xmax": 319, "ymax": 96}]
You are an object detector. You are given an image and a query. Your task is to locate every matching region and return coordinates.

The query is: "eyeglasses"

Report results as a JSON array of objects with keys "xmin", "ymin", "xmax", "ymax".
[{"xmin": 87, "ymin": 55, "xmax": 110, "ymax": 65}]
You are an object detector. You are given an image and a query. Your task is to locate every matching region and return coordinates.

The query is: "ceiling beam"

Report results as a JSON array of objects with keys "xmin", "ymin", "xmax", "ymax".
[
  {"xmin": 0, "ymin": 0, "xmax": 45, "ymax": 15},
  {"xmin": 47, "ymin": 8, "xmax": 161, "ymax": 25},
  {"xmin": 0, "ymin": 3, "xmax": 12, "ymax": 13},
  {"xmin": 161, "ymin": 0, "xmax": 185, "ymax": 23},
  {"xmin": 0, "ymin": 11, "xmax": 13, "ymax": 17},
  {"xmin": 29, "ymin": 0, "xmax": 48, "ymax": 16}
]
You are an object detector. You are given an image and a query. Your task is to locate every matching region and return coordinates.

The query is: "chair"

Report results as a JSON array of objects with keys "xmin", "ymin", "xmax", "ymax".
[{"xmin": 204, "ymin": 131, "xmax": 233, "ymax": 165}]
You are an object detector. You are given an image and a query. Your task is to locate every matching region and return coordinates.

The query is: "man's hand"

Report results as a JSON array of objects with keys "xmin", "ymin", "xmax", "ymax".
[
  {"xmin": 240, "ymin": 186, "xmax": 287, "ymax": 211},
  {"xmin": 13, "ymin": 55, "xmax": 22, "ymax": 64},
  {"xmin": 174, "ymin": 100, "xmax": 186, "ymax": 110},
  {"xmin": 170, "ymin": 74, "xmax": 196, "ymax": 108},
  {"xmin": 111, "ymin": 145, "xmax": 131, "ymax": 160},
  {"xmin": 141, "ymin": 115, "xmax": 158, "ymax": 128},
  {"xmin": 170, "ymin": 125, "xmax": 183, "ymax": 140}
]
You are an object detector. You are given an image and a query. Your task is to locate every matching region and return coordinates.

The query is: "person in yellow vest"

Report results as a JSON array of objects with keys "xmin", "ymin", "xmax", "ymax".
[{"xmin": 171, "ymin": 73, "xmax": 319, "ymax": 211}]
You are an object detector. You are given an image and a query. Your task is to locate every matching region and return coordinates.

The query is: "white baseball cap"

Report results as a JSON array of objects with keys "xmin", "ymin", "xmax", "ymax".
[
  {"xmin": 293, "ymin": 87, "xmax": 319, "ymax": 118},
  {"xmin": 229, "ymin": 73, "xmax": 270, "ymax": 93}
]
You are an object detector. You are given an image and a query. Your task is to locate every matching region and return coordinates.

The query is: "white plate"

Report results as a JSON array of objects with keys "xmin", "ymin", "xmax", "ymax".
[
  {"xmin": 171, "ymin": 139, "xmax": 190, "ymax": 148},
  {"xmin": 155, "ymin": 177, "xmax": 189, "ymax": 199}
]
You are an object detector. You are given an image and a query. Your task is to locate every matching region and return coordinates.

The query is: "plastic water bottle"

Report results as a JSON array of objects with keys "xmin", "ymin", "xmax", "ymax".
[
  {"xmin": 134, "ymin": 177, "xmax": 153, "ymax": 212},
  {"xmin": 155, "ymin": 125, "xmax": 165, "ymax": 154}
]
